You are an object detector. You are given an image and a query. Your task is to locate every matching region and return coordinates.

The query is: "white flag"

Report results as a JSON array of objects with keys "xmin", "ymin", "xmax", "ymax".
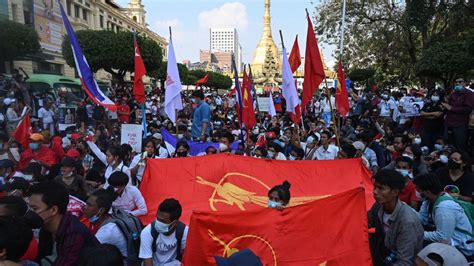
[
  {"xmin": 281, "ymin": 47, "xmax": 299, "ymax": 113},
  {"xmin": 164, "ymin": 38, "xmax": 183, "ymax": 124},
  {"xmin": 269, "ymin": 95, "xmax": 276, "ymax": 117}
]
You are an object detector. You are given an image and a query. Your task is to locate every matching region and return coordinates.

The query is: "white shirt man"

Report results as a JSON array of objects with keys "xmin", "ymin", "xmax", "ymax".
[
  {"xmin": 139, "ymin": 224, "xmax": 189, "ymax": 266},
  {"xmin": 378, "ymin": 96, "xmax": 397, "ymax": 117},
  {"xmin": 95, "ymin": 223, "xmax": 128, "ymax": 258},
  {"xmin": 38, "ymin": 105, "xmax": 55, "ymax": 134},
  {"xmin": 315, "ymin": 144, "xmax": 339, "ymax": 160}
]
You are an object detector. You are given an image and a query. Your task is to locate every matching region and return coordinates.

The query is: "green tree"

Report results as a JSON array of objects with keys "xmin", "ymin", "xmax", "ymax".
[
  {"xmin": 0, "ymin": 20, "xmax": 41, "ymax": 67},
  {"xmin": 62, "ymin": 30, "xmax": 162, "ymax": 83},
  {"xmin": 313, "ymin": 0, "xmax": 474, "ymax": 87},
  {"xmin": 416, "ymin": 39, "xmax": 473, "ymax": 87}
]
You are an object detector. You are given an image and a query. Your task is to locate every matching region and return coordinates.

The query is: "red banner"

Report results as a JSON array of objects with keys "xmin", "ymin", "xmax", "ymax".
[
  {"xmin": 140, "ymin": 154, "xmax": 373, "ymax": 225},
  {"xmin": 183, "ymin": 188, "xmax": 372, "ymax": 265}
]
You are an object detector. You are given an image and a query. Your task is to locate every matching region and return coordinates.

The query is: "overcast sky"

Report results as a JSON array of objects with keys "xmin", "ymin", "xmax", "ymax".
[{"xmin": 116, "ymin": 0, "xmax": 337, "ymax": 67}]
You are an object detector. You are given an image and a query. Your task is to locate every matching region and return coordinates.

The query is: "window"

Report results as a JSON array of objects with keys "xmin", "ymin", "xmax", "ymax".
[
  {"xmin": 133, "ymin": 16, "xmax": 137, "ymax": 22},
  {"xmin": 66, "ymin": 0, "xmax": 71, "ymax": 15},
  {"xmin": 99, "ymin": 15, "xmax": 104, "ymax": 28},
  {"xmin": 74, "ymin": 5, "xmax": 80, "ymax": 18},
  {"xmin": 82, "ymin": 9, "xmax": 87, "ymax": 20}
]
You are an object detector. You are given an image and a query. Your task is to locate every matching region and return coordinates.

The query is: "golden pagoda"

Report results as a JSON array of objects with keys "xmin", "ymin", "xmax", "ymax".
[{"xmin": 251, "ymin": 0, "xmax": 281, "ymax": 84}]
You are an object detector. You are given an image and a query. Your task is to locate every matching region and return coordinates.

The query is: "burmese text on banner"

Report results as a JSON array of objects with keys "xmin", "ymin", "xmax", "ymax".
[
  {"xmin": 139, "ymin": 154, "xmax": 373, "ymax": 224},
  {"xmin": 183, "ymin": 188, "xmax": 372, "ymax": 265}
]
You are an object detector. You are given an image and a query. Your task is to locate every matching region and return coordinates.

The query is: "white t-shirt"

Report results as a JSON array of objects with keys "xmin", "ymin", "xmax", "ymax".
[
  {"xmin": 96, "ymin": 222, "xmax": 128, "ymax": 258},
  {"xmin": 38, "ymin": 107, "xmax": 54, "ymax": 124},
  {"xmin": 139, "ymin": 223, "xmax": 189, "ymax": 266}
]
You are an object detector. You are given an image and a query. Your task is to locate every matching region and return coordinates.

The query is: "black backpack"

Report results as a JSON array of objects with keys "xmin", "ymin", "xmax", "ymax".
[
  {"xmin": 150, "ymin": 221, "xmax": 186, "ymax": 261},
  {"xmin": 104, "ymin": 209, "xmax": 143, "ymax": 266}
]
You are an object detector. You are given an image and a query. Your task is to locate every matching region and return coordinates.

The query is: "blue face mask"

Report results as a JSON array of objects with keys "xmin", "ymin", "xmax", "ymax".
[
  {"xmin": 268, "ymin": 199, "xmax": 283, "ymax": 209},
  {"xmin": 434, "ymin": 144, "xmax": 443, "ymax": 151},
  {"xmin": 88, "ymin": 209, "xmax": 103, "ymax": 223},
  {"xmin": 454, "ymin": 85, "xmax": 464, "ymax": 91},
  {"xmin": 396, "ymin": 169, "xmax": 410, "ymax": 178},
  {"xmin": 29, "ymin": 143, "xmax": 40, "ymax": 150}
]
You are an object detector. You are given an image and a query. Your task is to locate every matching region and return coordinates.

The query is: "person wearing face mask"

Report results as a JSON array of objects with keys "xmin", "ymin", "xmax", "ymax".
[
  {"xmin": 0, "ymin": 159, "xmax": 14, "ymax": 185},
  {"xmin": 174, "ymin": 141, "xmax": 189, "ymax": 158},
  {"xmin": 302, "ymin": 135, "xmax": 319, "ymax": 160},
  {"xmin": 267, "ymin": 181, "xmax": 291, "ymax": 209},
  {"xmin": 191, "ymin": 90, "xmax": 211, "ymax": 142},
  {"xmin": 315, "ymin": 131, "xmax": 339, "ymax": 160},
  {"xmin": 219, "ymin": 131, "xmax": 234, "ymax": 153},
  {"xmin": 288, "ymin": 147, "xmax": 304, "ymax": 161},
  {"xmin": 414, "ymin": 173, "xmax": 473, "ymax": 258},
  {"xmin": 435, "ymin": 150, "xmax": 474, "ymax": 203},
  {"xmin": 108, "ymin": 172, "xmax": 147, "ymax": 217},
  {"xmin": 130, "ymin": 139, "xmax": 161, "ymax": 186},
  {"xmin": 86, "ymin": 139, "xmax": 131, "ymax": 188},
  {"xmin": 53, "ymin": 157, "xmax": 89, "ymax": 202},
  {"xmin": 394, "ymin": 156, "xmax": 419, "ymax": 210},
  {"xmin": 17, "ymin": 133, "xmax": 57, "ymax": 171},
  {"xmin": 442, "ymin": 78, "xmax": 474, "ymax": 152},
  {"xmin": 82, "ymin": 189, "xmax": 130, "ymax": 262},
  {"xmin": 378, "ymin": 91, "xmax": 396, "ymax": 118},
  {"xmin": 420, "ymin": 90, "xmax": 445, "ymax": 150},
  {"xmin": 139, "ymin": 198, "xmax": 189, "ymax": 266},
  {"xmin": 29, "ymin": 182, "xmax": 99, "ymax": 265}
]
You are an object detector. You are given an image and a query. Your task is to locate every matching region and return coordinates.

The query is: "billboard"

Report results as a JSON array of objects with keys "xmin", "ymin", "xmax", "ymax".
[{"xmin": 34, "ymin": 0, "xmax": 64, "ymax": 53}]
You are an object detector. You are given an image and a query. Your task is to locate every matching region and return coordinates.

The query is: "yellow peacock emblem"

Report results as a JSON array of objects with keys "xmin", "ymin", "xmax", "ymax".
[{"xmin": 196, "ymin": 172, "xmax": 329, "ymax": 211}]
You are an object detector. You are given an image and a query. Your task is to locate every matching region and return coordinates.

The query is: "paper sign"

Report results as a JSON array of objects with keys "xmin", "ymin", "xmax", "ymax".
[
  {"xmin": 121, "ymin": 124, "xmax": 143, "ymax": 153},
  {"xmin": 257, "ymin": 97, "xmax": 270, "ymax": 112}
]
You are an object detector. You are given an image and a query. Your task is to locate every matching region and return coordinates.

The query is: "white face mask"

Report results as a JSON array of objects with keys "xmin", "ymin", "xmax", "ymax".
[
  {"xmin": 268, "ymin": 199, "xmax": 282, "ymax": 209},
  {"xmin": 267, "ymin": 151, "xmax": 275, "ymax": 158},
  {"xmin": 402, "ymin": 153, "xmax": 414, "ymax": 160},
  {"xmin": 154, "ymin": 219, "xmax": 172, "ymax": 233},
  {"xmin": 23, "ymin": 174, "xmax": 33, "ymax": 181},
  {"xmin": 289, "ymin": 155, "xmax": 296, "ymax": 161},
  {"xmin": 177, "ymin": 134, "xmax": 184, "ymax": 139},
  {"xmin": 219, "ymin": 143, "xmax": 228, "ymax": 152}
]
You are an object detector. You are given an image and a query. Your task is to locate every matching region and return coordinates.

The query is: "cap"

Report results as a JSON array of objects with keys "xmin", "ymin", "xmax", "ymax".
[
  {"xmin": 265, "ymin": 131, "xmax": 276, "ymax": 139},
  {"xmin": 71, "ymin": 133, "xmax": 82, "ymax": 141},
  {"xmin": 215, "ymin": 249, "xmax": 263, "ymax": 266},
  {"xmin": 0, "ymin": 177, "xmax": 30, "ymax": 192},
  {"xmin": 3, "ymin": 98, "xmax": 16, "ymax": 106},
  {"xmin": 417, "ymin": 243, "xmax": 468, "ymax": 265},
  {"xmin": 61, "ymin": 157, "xmax": 77, "ymax": 168},
  {"xmin": 0, "ymin": 159, "xmax": 14, "ymax": 169},
  {"xmin": 352, "ymin": 141, "xmax": 366, "ymax": 151},
  {"xmin": 152, "ymin": 133, "xmax": 163, "ymax": 140},
  {"xmin": 30, "ymin": 133, "xmax": 44, "ymax": 141},
  {"xmin": 65, "ymin": 148, "xmax": 81, "ymax": 159}
]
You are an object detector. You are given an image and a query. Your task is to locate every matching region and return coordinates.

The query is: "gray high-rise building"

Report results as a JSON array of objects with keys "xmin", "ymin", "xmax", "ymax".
[{"xmin": 210, "ymin": 28, "xmax": 242, "ymax": 71}]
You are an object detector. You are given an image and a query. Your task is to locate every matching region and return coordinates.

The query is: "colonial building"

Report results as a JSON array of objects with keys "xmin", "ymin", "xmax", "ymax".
[{"xmin": 3, "ymin": 0, "xmax": 167, "ymax": 80}]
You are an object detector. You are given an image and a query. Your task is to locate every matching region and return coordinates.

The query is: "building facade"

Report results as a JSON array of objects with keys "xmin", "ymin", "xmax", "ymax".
[
  {"xmin": 3, "ymin": 0, "xmax": 167, "ymax": 80},
  {"xmin": 210, "ymin": 28, "xmax": 242, "ymax": 71}
]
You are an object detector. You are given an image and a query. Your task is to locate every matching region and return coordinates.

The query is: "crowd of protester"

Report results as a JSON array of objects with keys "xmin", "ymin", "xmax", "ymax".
[{"xmin": 0, "ymin": 72, "xmax": 473, "ymax": 265}]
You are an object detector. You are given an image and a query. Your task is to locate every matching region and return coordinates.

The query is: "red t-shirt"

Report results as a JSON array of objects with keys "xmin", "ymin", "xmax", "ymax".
[
  {"xmin": 17, "ymin": 146, "xmax": 58, "ymax": 170},
  {"xmin": 400, "ymin": 180, "xmax": 418, "ymax": 205},
  {"xmin": 118, "ymin": 104, "xmax": 130, "ymax": 123},
  {"xmin": 20, "ymin": 237, "xmax": 38, "ymax": 261}
]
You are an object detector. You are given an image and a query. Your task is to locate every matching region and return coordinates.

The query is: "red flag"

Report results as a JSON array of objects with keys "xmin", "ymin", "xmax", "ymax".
[
  {"xmin": 12, "ymin": 113, "xmax": 32, "ymax": 149},
  {"xmin": 196, "ymin": 74, "xmax": 209, "ymax": 86},
  {"xmin": 302, "ymin": 15, "xmax": 325, "ymax": 112},
  {"xmin": 139, "ymin": 154, "xmax": 373, "ymax": 224},
  {"xmin": 133, "ymin": 34, "xmax": 146, "ymax": 105},
  {"xmin": 289, "ymin": 105, "xmax": 301, "ymax": 125},
  {"xmin": 336, "ymin": 60, "xmax": 350, "ymax": 117},
  {"xmin": 182, "ymin": 188, "xmax": 372, "ymax": 265},
  {"xmin": 289, "ymin": 35, "xmax": 301, "ymax": 73},
  {"xmin": 241, "ymin": 69, "xmax": 256, "ymax": 128}
]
